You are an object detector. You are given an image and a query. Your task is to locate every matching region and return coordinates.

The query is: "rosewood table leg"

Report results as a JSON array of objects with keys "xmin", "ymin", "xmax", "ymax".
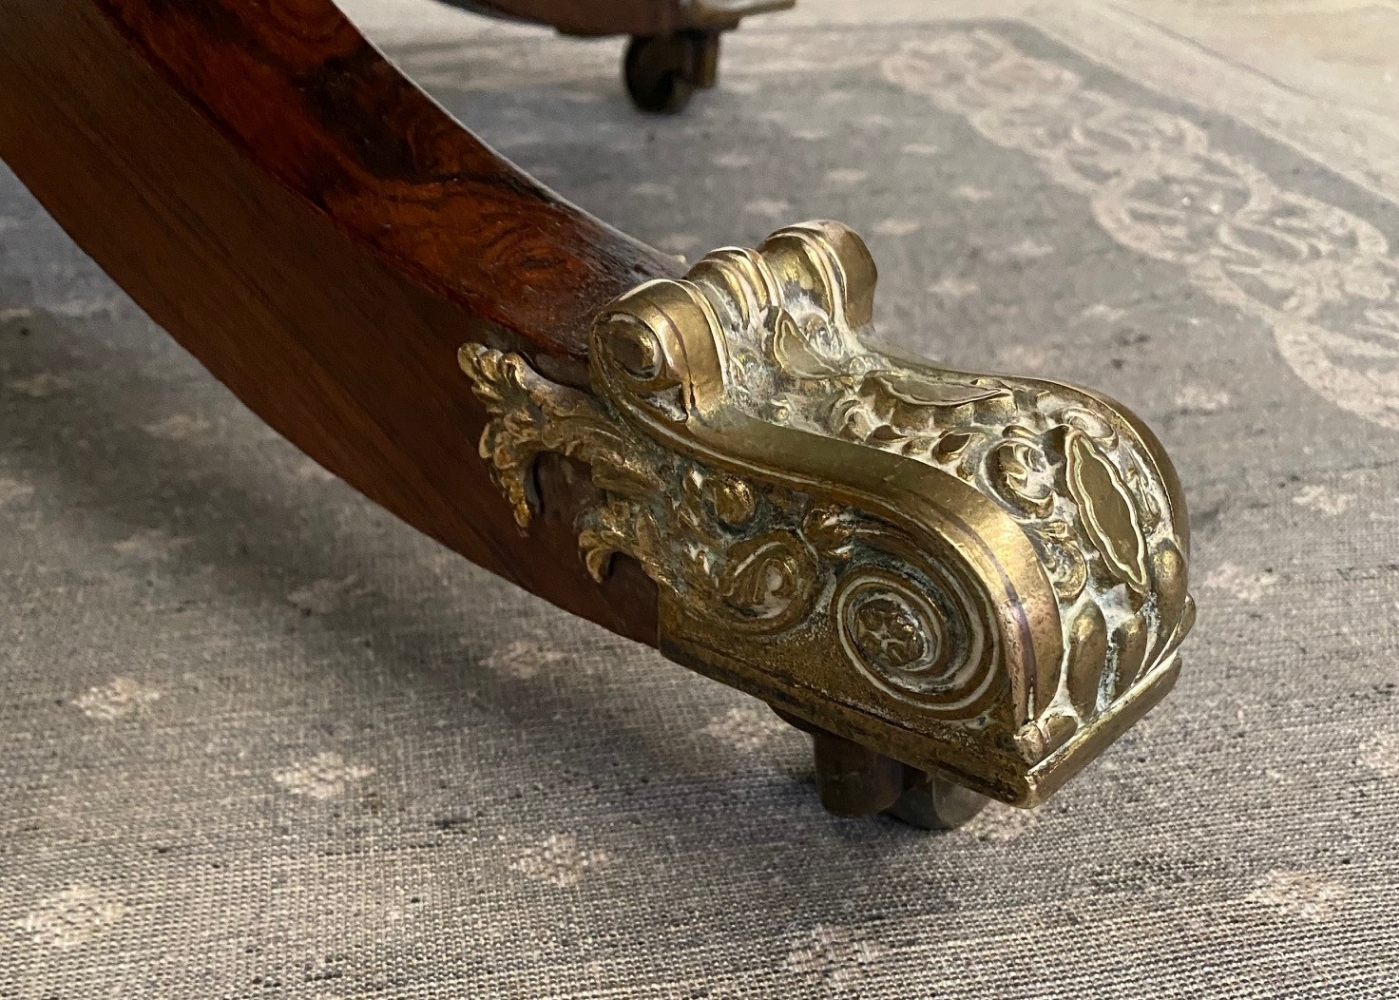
[{"xmin": 0, "ymin": 0, "xmax": 1194, "ymax": 827}]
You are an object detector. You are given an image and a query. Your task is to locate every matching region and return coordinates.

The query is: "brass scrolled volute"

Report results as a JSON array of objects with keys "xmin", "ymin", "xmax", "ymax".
[{"xmin": 460, "ymin": 221, "xmax": 1193, "ymax": 813}]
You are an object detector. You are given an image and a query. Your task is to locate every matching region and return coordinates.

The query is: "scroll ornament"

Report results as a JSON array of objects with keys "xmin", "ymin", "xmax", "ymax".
[{"xmin": 459, "ymin": 221, "xmax": 1194, "ymax": 806}]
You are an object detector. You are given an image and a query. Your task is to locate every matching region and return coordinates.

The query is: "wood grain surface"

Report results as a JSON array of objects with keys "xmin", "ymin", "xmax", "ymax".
[{"xmin": 0, "ymin": 0, "xmax": 682, "ymax": 643}]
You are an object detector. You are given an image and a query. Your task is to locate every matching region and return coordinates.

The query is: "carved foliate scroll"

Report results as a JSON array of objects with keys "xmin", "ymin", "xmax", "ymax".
[{"xmin": 459, "ymin": 221, "xmax": 1194, "ymax": 806}]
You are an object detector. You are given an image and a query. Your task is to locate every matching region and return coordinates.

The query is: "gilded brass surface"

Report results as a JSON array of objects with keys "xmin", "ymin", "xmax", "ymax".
[{"xmin": 459, "ymin": 221, "xmax": 1194, "ymax": 807}]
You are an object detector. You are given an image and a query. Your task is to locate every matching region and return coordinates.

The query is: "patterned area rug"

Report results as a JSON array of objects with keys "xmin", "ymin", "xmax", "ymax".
[{"xmin": 3, "ymin": 11, "xmax": 1397, "ymax": 999}]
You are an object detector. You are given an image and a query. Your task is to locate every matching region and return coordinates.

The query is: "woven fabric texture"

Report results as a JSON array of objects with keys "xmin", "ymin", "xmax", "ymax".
[{"xmin": 2, "ymin": 13, "xmax": 1397, "ymax": 999}]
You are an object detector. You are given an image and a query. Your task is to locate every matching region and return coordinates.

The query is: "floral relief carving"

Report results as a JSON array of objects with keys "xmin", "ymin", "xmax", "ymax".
[{"xmin": 461, "ymin": 220, "xmax": 1193, "ymax": 803}]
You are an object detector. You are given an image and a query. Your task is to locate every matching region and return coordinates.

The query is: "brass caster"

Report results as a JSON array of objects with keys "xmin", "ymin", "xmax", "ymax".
[
  {"xmin": 778, "ymin": 711, "xmax": 990, "ymax": 831},
  {"xmin": 623, "ymin": 30, "xmax": 721, "ymax": 114},
  {"xmin": 461, "ymin": 220, "xmax": 1194, "ymax": 819}
]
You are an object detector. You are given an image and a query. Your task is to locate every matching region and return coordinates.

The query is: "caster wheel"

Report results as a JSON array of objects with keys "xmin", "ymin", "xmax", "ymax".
[
  {"xmin": 624, "ymin": 31, "xmax": 720, "ymax": 114},
  {"xmin": 624, "ymin": 34, "xmax": 695, "ymax": 114},
  {"xmin": 774, "ymin": 711, "xmax": 992, "ymax": 830},
  {"xmin": 886, "ymin": 772, "xmax": 990, "ymax": 830}
]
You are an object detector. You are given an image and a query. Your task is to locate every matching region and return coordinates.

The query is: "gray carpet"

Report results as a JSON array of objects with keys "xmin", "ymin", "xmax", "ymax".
[{"xmin": 3, "ymin": 17, "xmax": 1398, "ymax": 999}]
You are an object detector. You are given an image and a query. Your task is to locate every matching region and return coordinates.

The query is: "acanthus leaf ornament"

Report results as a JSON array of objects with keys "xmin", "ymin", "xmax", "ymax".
[{"xmin": 459, "ymin": 221, "xmax": 1195, "ymax": 808}]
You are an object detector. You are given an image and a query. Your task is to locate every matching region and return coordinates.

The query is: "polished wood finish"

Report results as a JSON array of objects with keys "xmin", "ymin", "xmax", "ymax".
[{"xmin": 0, "ymin": 0, "xmax": 683, "ymax": 643}]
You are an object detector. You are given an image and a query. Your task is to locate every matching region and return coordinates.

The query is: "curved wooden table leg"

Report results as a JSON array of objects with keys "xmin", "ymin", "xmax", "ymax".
[
  {"xmin": 0, "ymin": 0, "xmax": 675, "ymax": 646},
  {"xmin": 0, "ymin": 0, "xmax": 1196, "ymax": 823}
]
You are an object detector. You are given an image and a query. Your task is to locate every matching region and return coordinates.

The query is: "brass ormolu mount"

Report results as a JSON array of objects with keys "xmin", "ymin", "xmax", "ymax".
[{"xmin": 460, "ymin": 221, "xmax": 1194, "ymax": 827}]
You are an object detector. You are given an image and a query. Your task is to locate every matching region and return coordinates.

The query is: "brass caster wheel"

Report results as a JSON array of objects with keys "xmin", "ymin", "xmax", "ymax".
[
  {"xmin": 623, "ymin": 30, "xmax": 721, "ymax": 114},
  {"xmin": 785, "ymin": 716, "xmax": 991, "ymax": 831}
]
